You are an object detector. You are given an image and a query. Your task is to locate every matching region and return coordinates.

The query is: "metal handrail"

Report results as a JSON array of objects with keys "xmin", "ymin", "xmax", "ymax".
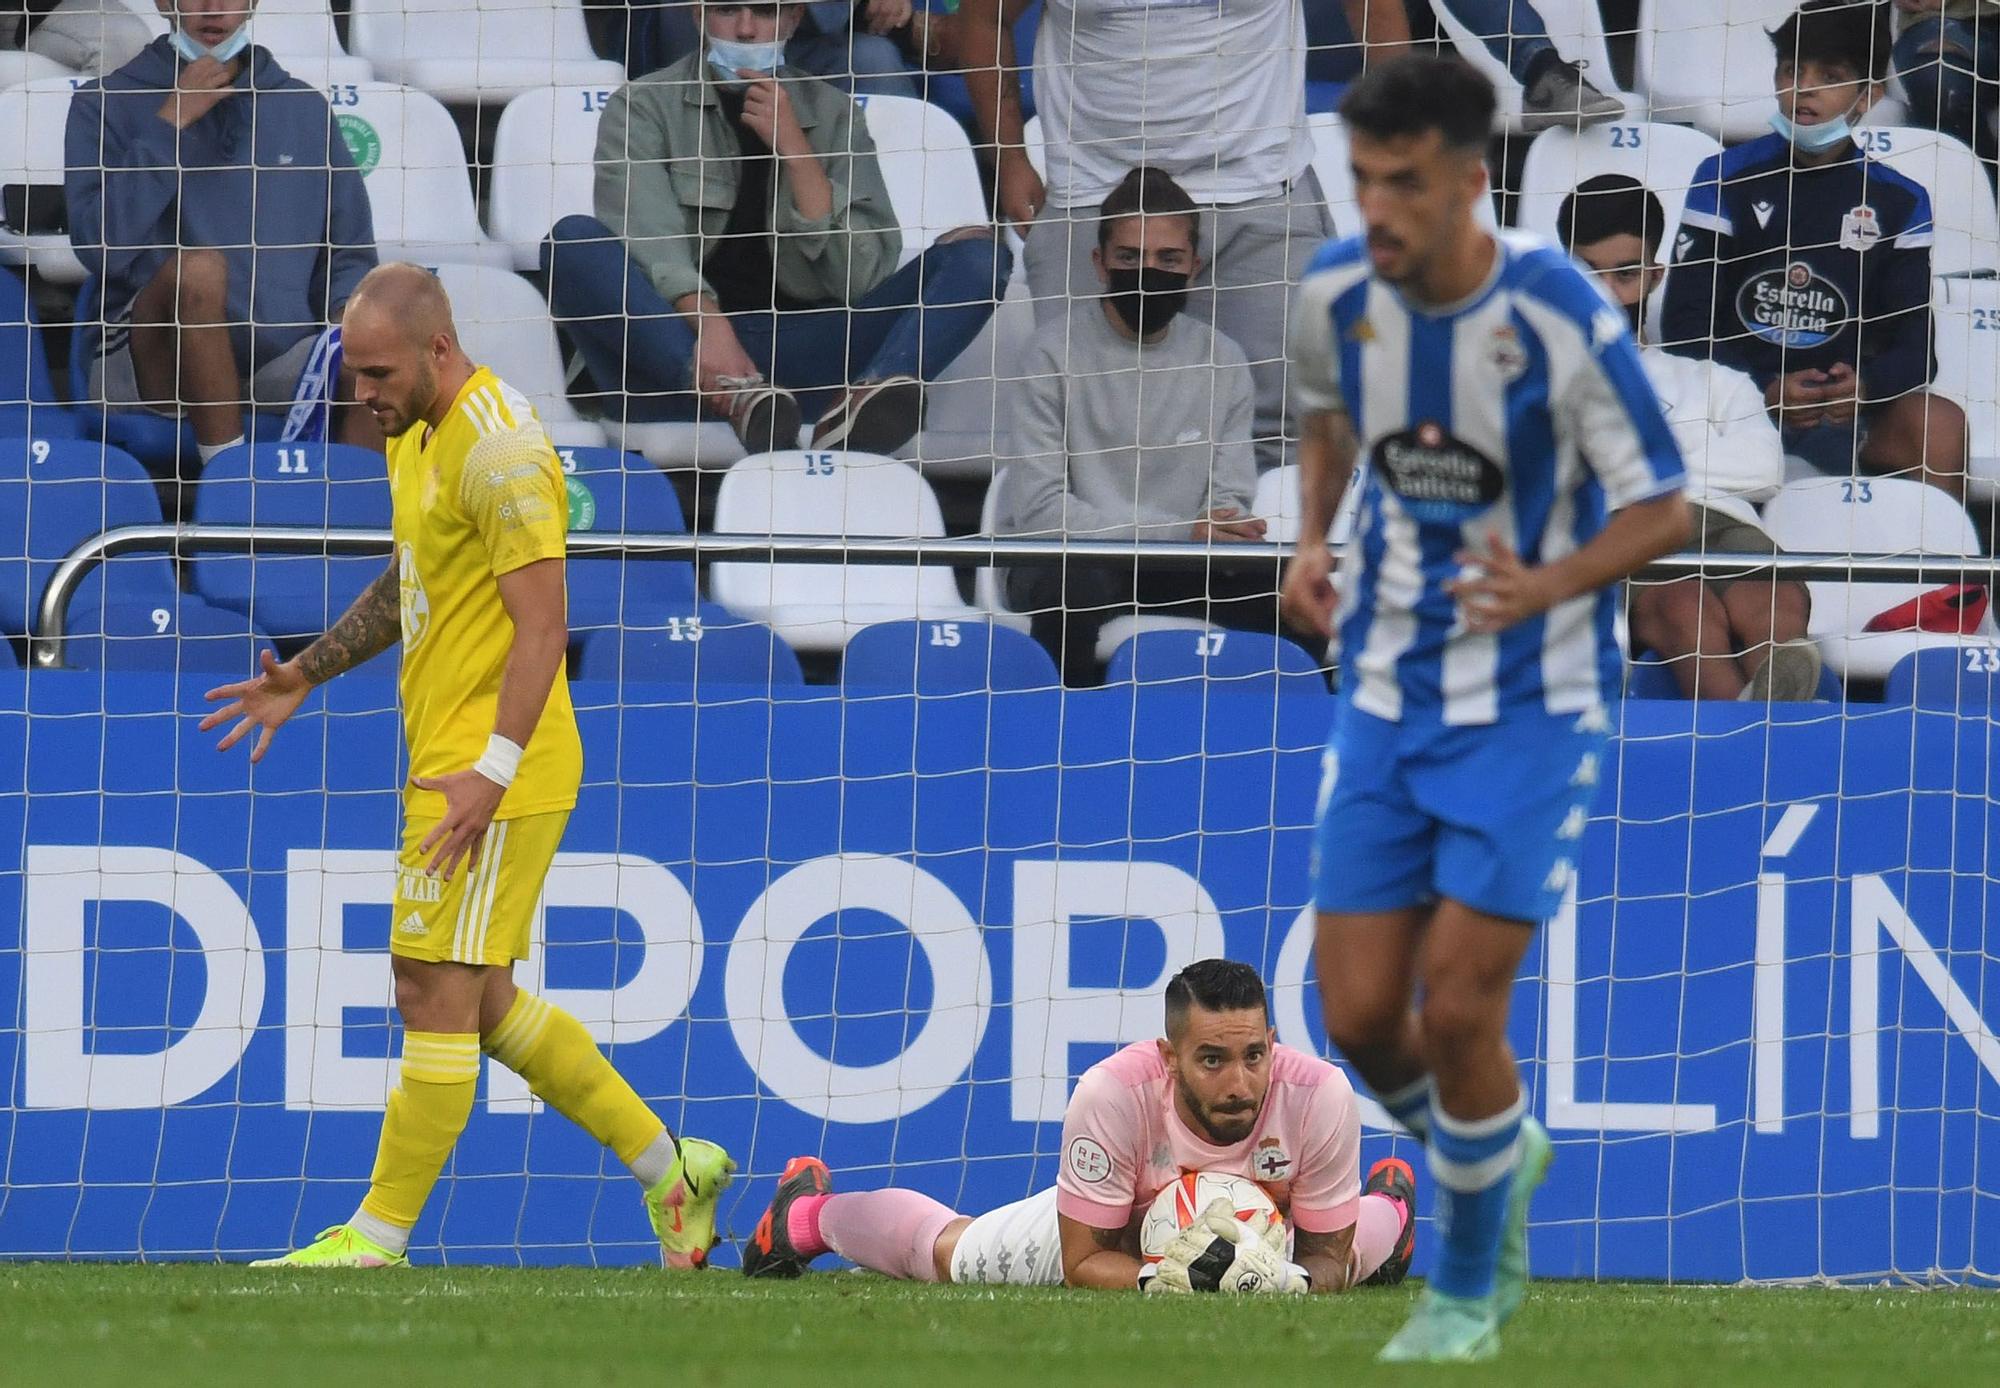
[{"xmin": 32, "ymin": 523, "xmax": 2000, "ymax": 668}]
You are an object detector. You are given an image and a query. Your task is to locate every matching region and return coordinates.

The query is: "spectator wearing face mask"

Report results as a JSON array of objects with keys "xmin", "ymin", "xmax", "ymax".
[{"xmin": 999, "ymin": 168, "xmax": 1285, "ymax": 684}]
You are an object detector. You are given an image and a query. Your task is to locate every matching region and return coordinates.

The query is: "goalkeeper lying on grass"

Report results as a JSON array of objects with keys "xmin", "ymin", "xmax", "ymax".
[{"xmin": 741, "ymin": 960, "xmax": 1416, "ymax": 1293}]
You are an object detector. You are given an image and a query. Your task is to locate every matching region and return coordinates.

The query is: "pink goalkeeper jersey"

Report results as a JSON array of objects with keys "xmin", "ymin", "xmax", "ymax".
[{"xmin": 1055, "ymin": 1041, "xmax": 1362, "ymax": 1235}]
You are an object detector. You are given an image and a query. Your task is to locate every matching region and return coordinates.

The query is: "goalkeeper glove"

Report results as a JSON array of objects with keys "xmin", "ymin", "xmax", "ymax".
[{"xmin": 1142, "ymin": 1198, "xmax": 1311, "ymax": 1296}]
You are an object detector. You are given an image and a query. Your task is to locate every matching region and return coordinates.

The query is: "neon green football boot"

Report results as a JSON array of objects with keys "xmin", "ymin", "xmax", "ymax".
[
  {"xmin": 644, "ymin": 1136, "xmax": 737, "ymax": 1269},
  {"xmin": 1494, "ymin": 1115, "xmax": 1554, "ymax": 1326},
  {"xmin": 250, "ymin": 1224, "xmax": 408, "ymax": 1269},
  {"xmin": 1377, "ymin": 1289, "xmax": 1502, "ymax": 1363}
]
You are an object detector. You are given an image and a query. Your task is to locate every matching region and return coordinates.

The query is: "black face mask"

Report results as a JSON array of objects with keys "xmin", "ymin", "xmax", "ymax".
[
  {"xmin": 1623, "ymin": 295, "xmax": 1646, "ymax": 339},
  {"xmin": 1105, "ymin": 266, "xmax": 1191, "ymax": 336}
]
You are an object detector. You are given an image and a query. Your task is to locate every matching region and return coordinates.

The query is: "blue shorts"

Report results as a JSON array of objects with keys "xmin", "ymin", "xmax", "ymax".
[{"xmin": 1310, "ymin": 700, "xmax": 1611, "ymax": 925}]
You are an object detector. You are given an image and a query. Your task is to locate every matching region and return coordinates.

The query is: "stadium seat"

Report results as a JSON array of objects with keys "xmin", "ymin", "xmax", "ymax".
[
  {"xmin": 0, "ymin": 76, "xmax": 90, "ymax": 285},
  {"xmin": 574, "ymin": 602, "xmax": 804, "ymax": 687},
  {"xmin": 430, "ymin": 263, "xmax": 608, "ymax": 448},
  {"xmin": 858, "ymin": 95, "xmax": 989, "ymax": 265},
  {"xmin": 1429, "ymin": 0, "xmax": 1633, "ymax": 133},
  {"xmin": 1308, "ymin": 113, "xmax": 1497, "ymax": 236},
  {"xmin": 0, "ymin": 264, "xmax": 84, "ymax": 439},
  {"xmin": 841, "ymin": 618, "xmax": 1059, "ymax": 692},
  {"xmin": 1091, "ymin": 613, "xmax": 1216, "ymax": 664},
  {"xmin": 111, "ymin": 0, "xmax": 374, "ymax": 88},
  {"xmin": 1250, "ymin": 463, "xmax": 1362, "ymax": 547},
  {"xmin": 347, "ymin": 0, "xmax": 624, "ymax": 106},
  {"xmin": 557, "ymin": 444, "xmax": 696, "ymax": 637},
  {"xmin": 1634, "ymin": 0, "xmax": 1794, "ymax": 142},
  {"xmin": 1515, "ymin": 121, "xmax": 1725, "ymax": 253},
  {"xmin": 1849, "ymin": 125, "xmax": 1999, "ymax": 278},
  {"xmin": 1931, "ymin": 275, "xmax": 2000, "ymax": 501},
  {"xmin": 1882, "ymin": 644, "xmax": 2000, "ymax": 711},
  {"xmin": 1105, "ymin": 626, "xmax": 1325, "ymax": 698},
  {"xmin": 0, "ymin": 435, "xmax": 162, "ymax": 638},
  {"xmin": 333, "ymin": 81, "xmax": 512, "ymax": 268},
  {"xmin": 0, "ymin": 50, "xmax": 75, "ymax": 89},
  {"xmin": 973, "ymin": 468, "xmax": 1032, "ymax": 634},
  {"xmin": 1761, "ymin": 475, "xmax": 1995, "ymax": 683},
  {"xmin": 62, "ymin": 563, "xmax": 271, "ymax": 674},
  {"xmin": 486, "ymin": 84, "xmax": 618, "ymax": 271},
  {"xmin": 708, "ymin": 449, "xmax": 985, "ymax": 654},
  {"xmin": 190, "ymin": 441, "xmax": 391, "ymax": 644}
]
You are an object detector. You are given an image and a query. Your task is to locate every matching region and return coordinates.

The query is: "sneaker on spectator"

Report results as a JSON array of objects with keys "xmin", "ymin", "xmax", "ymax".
[
  {"xmin": 1742, "ymin": 638, "xmax": 1824, "ymax": 703},
  {"xmin": 1520, "ymin": 60, "xmax": 1623, "ymax": 134},
  {"xmin": 812, "ymin": 376, "xmax": 924, "ymax": 455},
  {"xmin": 732, "ymin": 384, "xmax": 804, "ymax": 455}
]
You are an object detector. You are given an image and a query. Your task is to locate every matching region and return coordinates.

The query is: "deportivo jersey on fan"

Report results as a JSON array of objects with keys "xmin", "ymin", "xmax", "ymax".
[
  {"xmin": 389, "ymin": 367, "xmax": 582, "ymax": 822},
  {"xmin": 1290, "ymin": 231, "xmax": 1685, "ymax": 725},
  {"xmin": 1661, "ymin": 133, "xmax": 1935, "ymax": 402},
  {"xmin": 1054, "ymin": 1041, "xmax": 1361, "ymax": 1234}
]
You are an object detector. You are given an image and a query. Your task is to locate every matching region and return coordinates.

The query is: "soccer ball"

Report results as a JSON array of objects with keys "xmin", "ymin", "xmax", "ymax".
[{"xmin": 1139, "ymin": 1170, "xmax": 1283, "ymax": 1262}]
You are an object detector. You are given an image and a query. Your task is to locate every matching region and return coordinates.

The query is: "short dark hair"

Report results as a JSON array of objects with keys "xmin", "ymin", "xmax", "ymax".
[
  {"xmin": 1164, "ymin": 959, "xmax": 1269, "ymax": 1037},
  {"xmin": 1557, "ymin": 174, "xmax": 1666, "ymax": 261},
  {"xmin": 1769, "ymin": 0, "xmax": 1892, "ymax": 82},
  {"xmin": 1097, "ymin": 166, "xmax": 1201, "ymax": 256},
  {"xmin": 1338, "ymin": 53, "xmax": 1496, "ymax": 154}
]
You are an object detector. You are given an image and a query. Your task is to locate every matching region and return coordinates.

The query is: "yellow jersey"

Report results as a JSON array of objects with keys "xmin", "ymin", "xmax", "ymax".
[{"xmin": 389, "ymin": 366, "xmax": 581, "ymax": 821}]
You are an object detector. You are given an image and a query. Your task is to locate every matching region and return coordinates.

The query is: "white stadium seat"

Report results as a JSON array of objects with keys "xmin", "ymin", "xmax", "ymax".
[
  {"xmin": 347, "ymin": 0, "xmax": 623, "ymax": 107},
  {"xmin": 1250, "ymin": 464, "xmax": 1362, "ymax": 548},
  {"xmin": 974, "ymin": 468, "xmax": 1032, "ymax": 633},
  {"xmin": 486, "ymin": 83, "xmax": 618, "ymax": 270},
  {"xmin": 0, "ymin": 50, "xmax": 76, "ymax": 88},
  {"xmin": 1850, "ymin": 126, "xmax": 2000, "ymax": 279},
  {"xmin": 1516, "ymin": 120, "xmax": 1725, "ymax": 250},
  {"xmin": 858, "ymin": 94, "xmax": 989, "ymax": 264},
  {"xmin": 0, "ymin": 76, "xmax": 89, "ymax": 285},
  {"xmin": 114, "ymin": 0, "xmax": 374, "ymax": 88},
  {"xmin": 1930, "ymin": 275, "xmax": 2000, "ymax": 502},
  {"xmin": 709, "ymin": 450, "xmax": 984, "ymax": 654},
  {"xmin": 1761, "ymin": 475, "xmax": 1996, "ymax": 682},
  {"xmin": 431, "ymin": 263, "xmax": 606, "ymax": 448},
  {"xmin": 332, "ymin": 81, "xmax": 511, "ymax": 267},
  {"xmin": 1429, "ymin": 0, "xmax": 1633, "ymax": 133},
  {"xmin": 1309, "ymin": 114, "xmax": 1497, "ymax": 236},
  {"xmin": 1635, "ymin": 0, "xmax": 1794, "ymax": 143}
]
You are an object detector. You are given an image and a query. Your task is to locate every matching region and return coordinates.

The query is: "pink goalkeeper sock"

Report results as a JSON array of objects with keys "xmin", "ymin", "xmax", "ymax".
[
  {"xmin": 814, "ymin": 1189, "xmax": 960, "ymax": 1282},
  {"xmin": 1350, "ymin": 1191, "xmax": 1409, "ymax": 1283}
]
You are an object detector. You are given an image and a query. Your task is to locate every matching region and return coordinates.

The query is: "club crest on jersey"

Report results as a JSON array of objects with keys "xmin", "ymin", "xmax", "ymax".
[
  {"xmin": 398, "ymin": 542, "xmax": 431, "ymax": 651},
  {"xmin": 1252, "ymin": 1137, "xmax": 1293, "ymax": 1182},
  {"xmin": 1487, "ymin": 324, "xmax": 1528, "ymax": 382},
  {"xmin": 420, "ymin": 464, "xmax": 441, "ymax": 512},
  {"xmin": 1839, "ymin": 204, "xmax": 1881, "ymax": 252},
  {"xmin": 1371, "ymin": 422, "xmax": 1505, "ymax": 524},
  {"xmin": 1737, "ymin": 260, "xmax": 1847, "ymax": 348}
]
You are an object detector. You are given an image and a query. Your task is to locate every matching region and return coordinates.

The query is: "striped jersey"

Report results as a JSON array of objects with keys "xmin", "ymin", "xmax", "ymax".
[
  {"xmin": 388, "ymin": 366, "xmax": 581, "ymax": 821},
  {"xmin": 1290, "ymin": 230, "xmax": 1685, "ymax": 725}
]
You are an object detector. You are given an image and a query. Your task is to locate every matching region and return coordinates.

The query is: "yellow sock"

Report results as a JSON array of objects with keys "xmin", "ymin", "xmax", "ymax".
[
  {"xmin": 483, "ymin": 992, "xmax": 666, "ymax": 1169},
  {"xmin": 358, "ymin": 1031, "xmax": 481, "ymax": 1231}
]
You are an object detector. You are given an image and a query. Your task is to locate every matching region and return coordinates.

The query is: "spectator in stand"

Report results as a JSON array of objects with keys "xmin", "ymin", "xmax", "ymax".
[
  {"xmin": 960, "ymin": 0, "xmax": 1360, "ymax": 470},
  {"xmin": 1890, "ymin": 0, "xmax": 1999, "ymax": 165},
  {"xmin": 1561, "ymin": 175, "xmax": 1819, "ymax": 702},
  {"xmin": 1429, "ymin": 0, "xmax": 1624, "ymax": 130},
  {"xmin": 1661, "ymin": 1, "xmax": 1966, "ymax": 500},
  {"xmin": 545, "ymin": 0, "xmax": 1008, "ymax": 456},
  {"xmin": 1000, "ymin": 169, "xmax": 1289, "ymax": 684},
  {"xmin": 64, "ymin": 0, "xmax": 380, "ymax": 464}
]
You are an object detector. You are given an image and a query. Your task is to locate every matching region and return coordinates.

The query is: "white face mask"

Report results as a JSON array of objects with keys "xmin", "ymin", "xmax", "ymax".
[
  {"xmin": 706, "ymin": 34, "xmax": 786, "ymax": 85},
  {"xmin": 170, "ymin": 23, "xmax": 252, "ymax": 65},
  {"xmin": 1770, "ymin": 94, "xmax": 1864, "ymax": 154}
]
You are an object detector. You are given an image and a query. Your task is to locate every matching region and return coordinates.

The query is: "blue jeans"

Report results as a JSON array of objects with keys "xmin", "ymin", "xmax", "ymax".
[
  {"xmin": 543, "ymin": 215, "xmax": 1009, "ymax": 422},
  {"xmin": 787, "ymin": 26, "xmax": 920, "ymax": 98},
  {"xmin": 1435, "ymin": 0, "xmax": 1554, "ymax": 84},
  {"xmin": 1893, "ymin": 16, "xmax": 1999, "ymax": 162}
]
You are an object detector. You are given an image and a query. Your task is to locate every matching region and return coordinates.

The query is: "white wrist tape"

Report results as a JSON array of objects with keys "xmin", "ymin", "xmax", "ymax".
[{"xmin": 473, "ymin": 734, "xmax": 524, "ymax": 788}]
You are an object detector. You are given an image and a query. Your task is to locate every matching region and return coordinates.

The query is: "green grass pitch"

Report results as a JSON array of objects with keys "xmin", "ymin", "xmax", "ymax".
[{"xmin": 2, "ymin": 1266, "xmax": 1996, "ymax": 1387}]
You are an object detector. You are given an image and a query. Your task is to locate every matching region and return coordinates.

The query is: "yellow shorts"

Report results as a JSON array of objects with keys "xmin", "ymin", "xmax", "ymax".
[{"xmin": 390, "ymin": 810, "xmax": 567, "ymax": 966}]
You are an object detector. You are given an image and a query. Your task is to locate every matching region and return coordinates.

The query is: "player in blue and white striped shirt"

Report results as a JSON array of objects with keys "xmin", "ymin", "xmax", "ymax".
[{"xmin": 1280, "ymin": 56, "xmax": 1691, "ymax": 1363}]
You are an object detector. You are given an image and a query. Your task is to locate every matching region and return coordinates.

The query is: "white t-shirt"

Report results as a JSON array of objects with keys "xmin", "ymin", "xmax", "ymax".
[
  {"xmin": 1641, "ymin": 345, "xmax": 1784, "ymax": 528},
  {"xmin": 1035, "ymin": 0, "xmax": 1314, "ymax": 209}
]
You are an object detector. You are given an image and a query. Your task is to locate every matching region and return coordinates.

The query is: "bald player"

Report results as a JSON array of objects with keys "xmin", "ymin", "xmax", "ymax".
[{"xmin": 201, "ymin": 264, "xmax": 736, "ymax": 1269}]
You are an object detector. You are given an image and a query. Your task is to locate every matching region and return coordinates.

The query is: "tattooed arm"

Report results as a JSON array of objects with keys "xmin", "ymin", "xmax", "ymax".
[
  {"xmin": 1058, "ymin": 1212, "xmax": 1146, "ymax": 1290},
  {"xmin": 199, "ymin": 560, "xmax": 399, "ymax": 762}
]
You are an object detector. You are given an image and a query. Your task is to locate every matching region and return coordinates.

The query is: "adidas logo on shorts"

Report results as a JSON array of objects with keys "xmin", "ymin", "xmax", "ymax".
[{"xmin": 396, "ymin": 911, "xmax": 429, "ymax": 937}]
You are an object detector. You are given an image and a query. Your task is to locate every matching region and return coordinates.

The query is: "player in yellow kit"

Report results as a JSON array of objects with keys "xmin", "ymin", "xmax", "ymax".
[{"xmin": 201, "ymin": 263, "xmax": 734, "ymax": 1269}]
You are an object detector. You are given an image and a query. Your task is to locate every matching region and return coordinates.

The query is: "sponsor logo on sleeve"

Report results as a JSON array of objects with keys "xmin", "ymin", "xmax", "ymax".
[{"xmin": 1067, "ymin": 1136, "xmax": 1112, "ymax": 1184}]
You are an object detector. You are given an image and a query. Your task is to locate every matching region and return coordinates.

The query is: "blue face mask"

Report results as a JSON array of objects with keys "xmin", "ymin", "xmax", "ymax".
[
  {"xmin": 171, "ymin": 24, "xmax": 252, "ymax": 65},
  {"xmin": 1769, "ymin": 99, "xmax": 1861, "ymax": 154},
  {"xmin": 706, "ymin": 35, "xmax": 786, "ymax": 85}
]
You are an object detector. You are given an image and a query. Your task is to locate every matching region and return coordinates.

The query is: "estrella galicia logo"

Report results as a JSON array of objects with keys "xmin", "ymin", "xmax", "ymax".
[
  {"xmin": 1371, "ymin": 422, "xmax": 1505, "ymax": 524},
  {"xmin": 1738, "ymin": 259, "xmax": 1848, "ymax": 348}
]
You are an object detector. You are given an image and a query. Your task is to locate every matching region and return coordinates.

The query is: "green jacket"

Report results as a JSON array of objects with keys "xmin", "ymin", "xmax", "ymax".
[{"xmin": 592, "ymin": 54, "xmax": 902, "ymax": 311}]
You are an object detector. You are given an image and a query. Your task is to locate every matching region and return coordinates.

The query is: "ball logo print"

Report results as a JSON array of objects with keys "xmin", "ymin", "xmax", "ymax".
[
  {"xmin": 1068, "ymin": 1136, "xmax": 1111, "ymax": 1184},
  {"xmin": 336, "ymin": 115, "xmax": 382, "ymax": 176}
]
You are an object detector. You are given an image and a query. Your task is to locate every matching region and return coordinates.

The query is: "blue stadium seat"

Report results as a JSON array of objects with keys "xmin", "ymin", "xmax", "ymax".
[
  {"xmin": 0, "ymin": 265, "xmax": 84, "ymax": 439},
  {"xmin": 557, "ymin": 445, "xmax": 695, "ymax": 637},
  {"xmin": 841, "ymin": 618, "xmax": 1059, "ymax": 693},
  {"xmin": 0, "ymin": 436, "xmax": 163, "ymax": 637},
  {"xmin": 191, "ymin": 441, "xmax": 391, "ymax": 644},
  {"xmin": 575, "ymin": 602, "xmax": 803, "ymax": 687},
  {"xmin": 62, "ymin": 561, "xmax": 271, "ymax": 673},
  {"xmin": 1105, "ymin": 628, "xmax": 1325, "ymax": 697},
  {"xmin": 1884, "ymin": 646, "xmax": 2000, "ymax": 712}
]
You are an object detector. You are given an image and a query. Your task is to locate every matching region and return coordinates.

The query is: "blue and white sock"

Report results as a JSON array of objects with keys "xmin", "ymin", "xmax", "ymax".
[
  {"xmin": 1426, "ymin": 1091, "xmax": 1525, "ymax": 1301},
  {"xmin": 1377, "ymin": 1075, "xmax": 1434, "ymax": 1142}
]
